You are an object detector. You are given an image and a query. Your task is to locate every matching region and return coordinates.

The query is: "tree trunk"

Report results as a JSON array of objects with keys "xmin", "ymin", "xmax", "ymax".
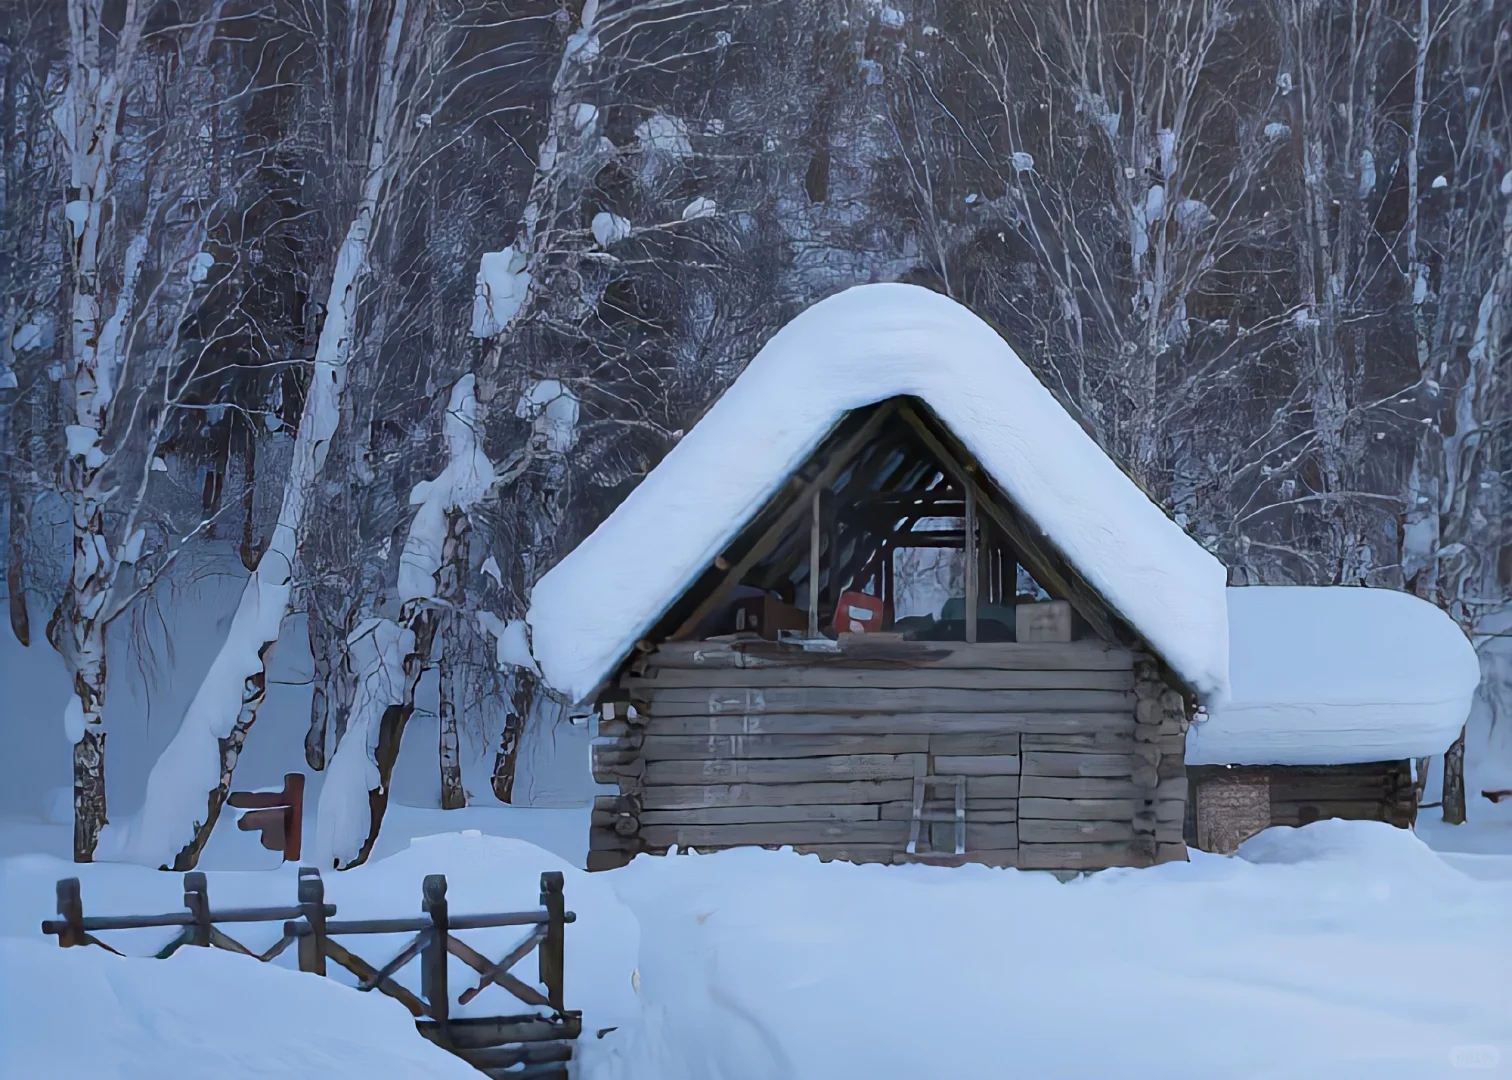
[
  {"xmin": 438, "ymin": 646, "xmax": 465, "ymax": 810},
  {"xmin": 69, "ymin": 626, "xmax": 109, "ymax": 861},
  {"xmin": 1442, "ymin": 726, "xmax": 1467, "ymax": 826},
  {"xmin": 6, "ymin": 475, "xmax": 27, "ymax": 647},
  {"xmin": 305, "ymin": 609, "xmax": 335, "ymax": 770},
  {"xmin": 130, "ymin": 0, "xmax": 418, "ymax": 869},
  {"xmin": 492, "ymin": 670, "xmax": 533, "ymax": 805},
  {"xmin": 437, "ymin": 509, "xmax": 469, "ymax": 810}
]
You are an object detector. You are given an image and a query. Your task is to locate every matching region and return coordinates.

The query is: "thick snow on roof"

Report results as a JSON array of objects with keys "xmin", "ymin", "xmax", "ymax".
[
  {"xmin": 527, "ymin": 283, "xmax": 1230, "ymax": 703},
  {"xmin": 1187, "ymin": 587, "xmax": 1481, "ymax": 766}
]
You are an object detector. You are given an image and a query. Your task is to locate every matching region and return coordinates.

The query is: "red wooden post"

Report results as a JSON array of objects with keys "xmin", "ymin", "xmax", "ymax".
[{"xmin": 228, "ymin": 773, "xmax": 305, "ymax": 861}]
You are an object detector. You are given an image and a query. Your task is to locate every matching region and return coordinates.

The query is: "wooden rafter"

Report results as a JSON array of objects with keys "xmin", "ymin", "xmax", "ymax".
[
  {"xmin": 894, "ymin": 402, "xmax": 1130, "ymax": 647},
  {"xmin": 667, "ymin": 401, "xmax": 900, "ymax": 640}
]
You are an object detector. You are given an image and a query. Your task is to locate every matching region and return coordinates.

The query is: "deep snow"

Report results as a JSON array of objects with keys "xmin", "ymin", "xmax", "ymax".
[
  {"xmin": 527, "ymin": 283, "xmax": 1231, "ymax": 704},
  {"xmin": 1190, "ymin": 586, "xmax": 1482, "ymax": 765},
  {"xmin": 4, "ymin": 824, "xmax": 1509, "ymax": 1080}
]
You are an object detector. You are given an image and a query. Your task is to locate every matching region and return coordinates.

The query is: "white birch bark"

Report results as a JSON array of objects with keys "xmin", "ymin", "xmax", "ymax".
[
  {"xmin": 114, "ymin": 0, "xmax": 416, "ymax": 869},
  {"xmin": 51, "ymin": 0, "xmax": 148, "ymax": 861}
]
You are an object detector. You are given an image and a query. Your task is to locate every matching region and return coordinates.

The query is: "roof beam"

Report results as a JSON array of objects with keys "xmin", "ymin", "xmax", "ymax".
[
  {"xmin": 668, "ymin": 401, "xmax": 900, "ymax": 641},
  {"xmin": 894, "ymin": 402, "xmax": 1128, "ymax": 647}
]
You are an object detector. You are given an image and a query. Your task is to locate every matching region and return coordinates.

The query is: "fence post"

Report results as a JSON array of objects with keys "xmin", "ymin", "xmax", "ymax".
[
  {"xmin": 539, "ymin": 871, "xmax": 565, "ymax": 1013},
  {"xmin": 297, "ymin": 867, "xmax": 327, "ymax": 976},
  {"xmin": 55, "ymin": 879, "xmax": 84, "ymax": 948},
  {"xmin": 421, "ymin": 874, "xmax": 449, "ymax": 1025},
  {"xmin": 183, "ymin": 872, "xmax": 211, "ymax": 948}
]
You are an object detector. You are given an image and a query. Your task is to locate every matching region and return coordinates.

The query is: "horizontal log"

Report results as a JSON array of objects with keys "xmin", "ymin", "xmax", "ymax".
[
  {"xmin": 627, "ymin": 667, "xmax": 1133, "ymax": 692},
  {"xmin": 1018, "ymin": 819, "xmax": 1135, "ymax": 843},
  {"xmin": 585, "ymin": 850, "xmax": 634, "ymax": 872},
  {"xmin": 1155, "ymin": 799, "xmax": 1185, "ymax": 824},
  {"xmin": 646, "ymin": 639, "xmax": 1137, "ymax": 671},
  {"xmin": 928, "ymin": 733, "xmax": 1020, "ymax": 756},
  {"xmin": 640, "ymin": 821, "xmax": 911, "ymax": 848},
  {"xmin": 1155, "ymin": 821, "xmax": 1185, "ymax": 843},
  {"xmin": 1017, "ymin": 842, "xmax": 1145, "ymax": 870},
  {"xmin": 1021, "ymin": 751, "xmax": 1138, "ymax": 779},
  {"xmin": 1019, "ymin": 776, "xmax": 1146, "ymax": 799},
  {"xmin": 1156, "ymin": 777, "xmax": 1188, "ymax": 801},
  {"xmin": 639, "ymin": 733, "xmax": 929, "ymax": 760},
  {"xmin": 1156, "ymin": 842, "xmax": 1189, "ymax": 864},
  {"xmin": 590, "ymin": 810, "xmax": 639, "ymax": 831},
  {"xmin": 895, "ymin": 849, "xmax": 1018, "ymax": 868},
  {"xmin": 963, "ymin": 775, "xmax": 1021, "ymax": 799},
  {"xmin": 1017, "ymin": 798, "xmax": 1143, "ymax": 821},
  {"xmin": 932, "ymin": 755, "xmax": 1022, "ymax": 776},
  {"xmin": 588, "ymin": 829, "xmax": 642, "ymax": 853},
  {"xmin": 638, "ymin": 712, "xmax": 1136, "ymax": 737},
  {"xmin": 880, "ymin": 799, "xmax": 1018, "ymax": 820},
  {"xmin": 639, "ymin": 780, "xmax": 914, "ymax": 810},
  {"xmin": 1158, "ymin": 755, "xmax": 1186, "ymax": 780},
  {"xmin": 1268, "ymin": 800, "xmax": 1388, "ymax": 821},
  {"xmin": 644, "ymin": 754, "xmax": 925, "ymax": 786},
  {"xmin": 793, "ymin": 844, "xmax": 903, "ymax": 863},
  {"xmin": 638, "ymin": 804, "xmax": 881, "ymax": 826},
  {"xmin": 593, "ymin": 794, "xmax": 641, "ymax": 815},
  {"xmin": 643, "ymin": 687, "xmax": 1136, "ymax": 717}
]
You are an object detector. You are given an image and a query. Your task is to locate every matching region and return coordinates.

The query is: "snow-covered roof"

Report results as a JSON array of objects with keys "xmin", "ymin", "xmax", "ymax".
[
  {"xmin": 527, "ymin": 283, "xmax": 1231, "ymax": 703},
  {"xmin": 1187, "ymin": 587, "xmax": 1481, "ymax": 766}
]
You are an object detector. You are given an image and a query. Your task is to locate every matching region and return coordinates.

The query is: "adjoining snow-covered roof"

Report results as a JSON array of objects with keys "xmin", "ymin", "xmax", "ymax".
[
  {"xmin": 527, "ymin": 283, "xmax": 1231, "ymax": 704},
  {"xmin": 1187, "ymin": 587, "xmax": 1481, "ymax": 767}
]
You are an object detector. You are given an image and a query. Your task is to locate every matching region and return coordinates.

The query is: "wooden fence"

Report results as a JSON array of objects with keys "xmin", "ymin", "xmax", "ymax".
[{"xmin": 41, "ymin": 868, "xmax": 582, "ymax": 1080}]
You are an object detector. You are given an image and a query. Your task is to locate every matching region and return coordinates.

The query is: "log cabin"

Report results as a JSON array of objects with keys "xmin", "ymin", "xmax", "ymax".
[{"xmin": 521, "ymin": 284, "xmax": 1481, "ymax": 871}]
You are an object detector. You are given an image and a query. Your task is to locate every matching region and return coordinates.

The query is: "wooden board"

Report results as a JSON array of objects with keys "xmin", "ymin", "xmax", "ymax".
[
  {"xmin": 928, "ymin": 733, "xmax": 1021, "ymax": 755},
  {"xmin": 932, "ymin": 755, "xmax": 1022, "ymax": 777},
  {"xmin": 963, "ymin": 775, "xmax": 1021, "ymax": 799},
  {"xmin": 1017, "ymin": 842, "xmax": 1145, "ymax": 870},
  {"xmin": 880, "ymin": 799, "xmax": 1018, "ymax": 820},
  {"xmin": 639, "ymin": 821, "xmax": 911, "ymax": 848},
  {"xmin": 1021, "ymin": 732, "xmax": 1137, "ymax": 752},
  {"xmin": 639, "ymin": 780, "xmax": 914, "ymax": 810},
  {"xmin": 792, "ymin": 844, "xmax": 905, "ymax": 863},
  {"xmin": 628, "ymin": 667, "xmax": 1134, "ymax": 691},
  {"xmin": 1020, "ymin": 751, "xmax": 1137, "ymax": 778},
  {"xmin": 638, "ymin": 804, "xmax": 881, "ymax": 826},
  {"xmin": 644, "ymin": 754, "xmax": 925, "ymax": 786},
  {"xmin": 642, "ymin": 687, "xmax": 1136, "ymax": 717},
  {"xmin": 636, "ymin": 712, "xmax": 1136, "ymax": 737},
  {"xmin": 1019, "ymin": 776, "xmax": 1145, "ymax": 799},
  {"xmin": 638, "ymin": 733, "xmax": 929, "ymax": 761},
  {"xmin": 1018, "ymin": 797, "xmax": 1143, "ymax": 821},
  {"xmin": 1018, "ymin": 819, "xmax": 1135, "ymax": 843},
  {"xmin": 646, "ymin": 639, "xmax": 1136, "ymax": 671}
]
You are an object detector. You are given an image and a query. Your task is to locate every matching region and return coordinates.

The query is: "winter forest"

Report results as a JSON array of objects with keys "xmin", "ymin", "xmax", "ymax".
[{"xmin": 2, "ymin": 0, "xmax": 1511, "ymax": 869}]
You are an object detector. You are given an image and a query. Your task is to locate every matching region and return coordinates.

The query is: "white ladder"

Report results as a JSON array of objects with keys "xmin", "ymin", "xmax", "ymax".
[{"xmin": 904, "ymin": 762, "xmax": 966, "ymax": 859}]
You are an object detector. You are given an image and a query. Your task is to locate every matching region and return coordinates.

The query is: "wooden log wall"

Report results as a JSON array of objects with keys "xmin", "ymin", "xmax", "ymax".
[
  {"xmin": 587, "ymin": 638, "xmax": 1193, "ymax": 872},
  {"xmin": 1188, "ymin": 760, "xmax": 1417, "ymax": 854}
]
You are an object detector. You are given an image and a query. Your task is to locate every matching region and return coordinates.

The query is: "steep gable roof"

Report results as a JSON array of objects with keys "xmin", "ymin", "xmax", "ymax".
[{"xmin": 527, "ymin": 284, "xmax": 1230, "ymax": 703}]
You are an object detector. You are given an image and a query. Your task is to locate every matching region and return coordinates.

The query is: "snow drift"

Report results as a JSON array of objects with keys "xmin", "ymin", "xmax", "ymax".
[
  {"xmin": 1188, "ymin": 586, "xmax": 1481, "ymax": 766},
  {"xmin": 528, "ymin": 283, "xmax": 1230, "ymax": 704}
]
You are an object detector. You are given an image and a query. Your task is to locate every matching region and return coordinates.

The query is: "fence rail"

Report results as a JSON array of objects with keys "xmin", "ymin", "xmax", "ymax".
[{"xmin": 41, "ymin": 867, "xmax": 581, "ymax": 1080}]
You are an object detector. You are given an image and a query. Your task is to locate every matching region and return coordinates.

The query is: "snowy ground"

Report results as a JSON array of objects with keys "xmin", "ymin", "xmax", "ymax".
[{"xmin": 3, "ymin": 822, "xmax": 1510, "ymax": 1080}]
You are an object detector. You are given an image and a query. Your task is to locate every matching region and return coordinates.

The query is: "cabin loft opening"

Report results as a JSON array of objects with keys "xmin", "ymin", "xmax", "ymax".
[{"xmin": 646, "ymin": 397, "xmax": 1140, "ymax": 652}]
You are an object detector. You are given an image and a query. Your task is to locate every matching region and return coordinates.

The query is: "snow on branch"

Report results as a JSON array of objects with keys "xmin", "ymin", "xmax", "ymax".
[{"xmin": 397, "ymin": 374, "xmax": 497, "ymax": 602}]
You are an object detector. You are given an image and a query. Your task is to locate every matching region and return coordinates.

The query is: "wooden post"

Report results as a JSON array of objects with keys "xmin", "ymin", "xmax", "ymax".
[
  {"xmin": 807, "ymin": 489, "xmax": 821, "ymax": 638},
  {"xmin": 297, "ymin": 867, "xmax": 327, "ymax": 975},
  {"xmin": 964, "ymin": 487, "xmax": 978, "ymax": 643},
  {"xmin": 539, "ymin": 871, "xmax": 566, "ymax": 1013},
  {"xmin": 55, "ymin": 878, "xmax": 84, "ymax": 948},
  {"xmin": 183, "ymin": 872, "xmax": 211, "ymax": 948},
  {"xmin": 421, "ymin": 874, "xmax": 449, "ymax": 1024}
]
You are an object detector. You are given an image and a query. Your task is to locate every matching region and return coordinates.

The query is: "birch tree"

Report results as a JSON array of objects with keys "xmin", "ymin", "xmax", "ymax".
[{"xmin": 121, "ymin": 0, "xmax": 442, "ymax": 869}]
